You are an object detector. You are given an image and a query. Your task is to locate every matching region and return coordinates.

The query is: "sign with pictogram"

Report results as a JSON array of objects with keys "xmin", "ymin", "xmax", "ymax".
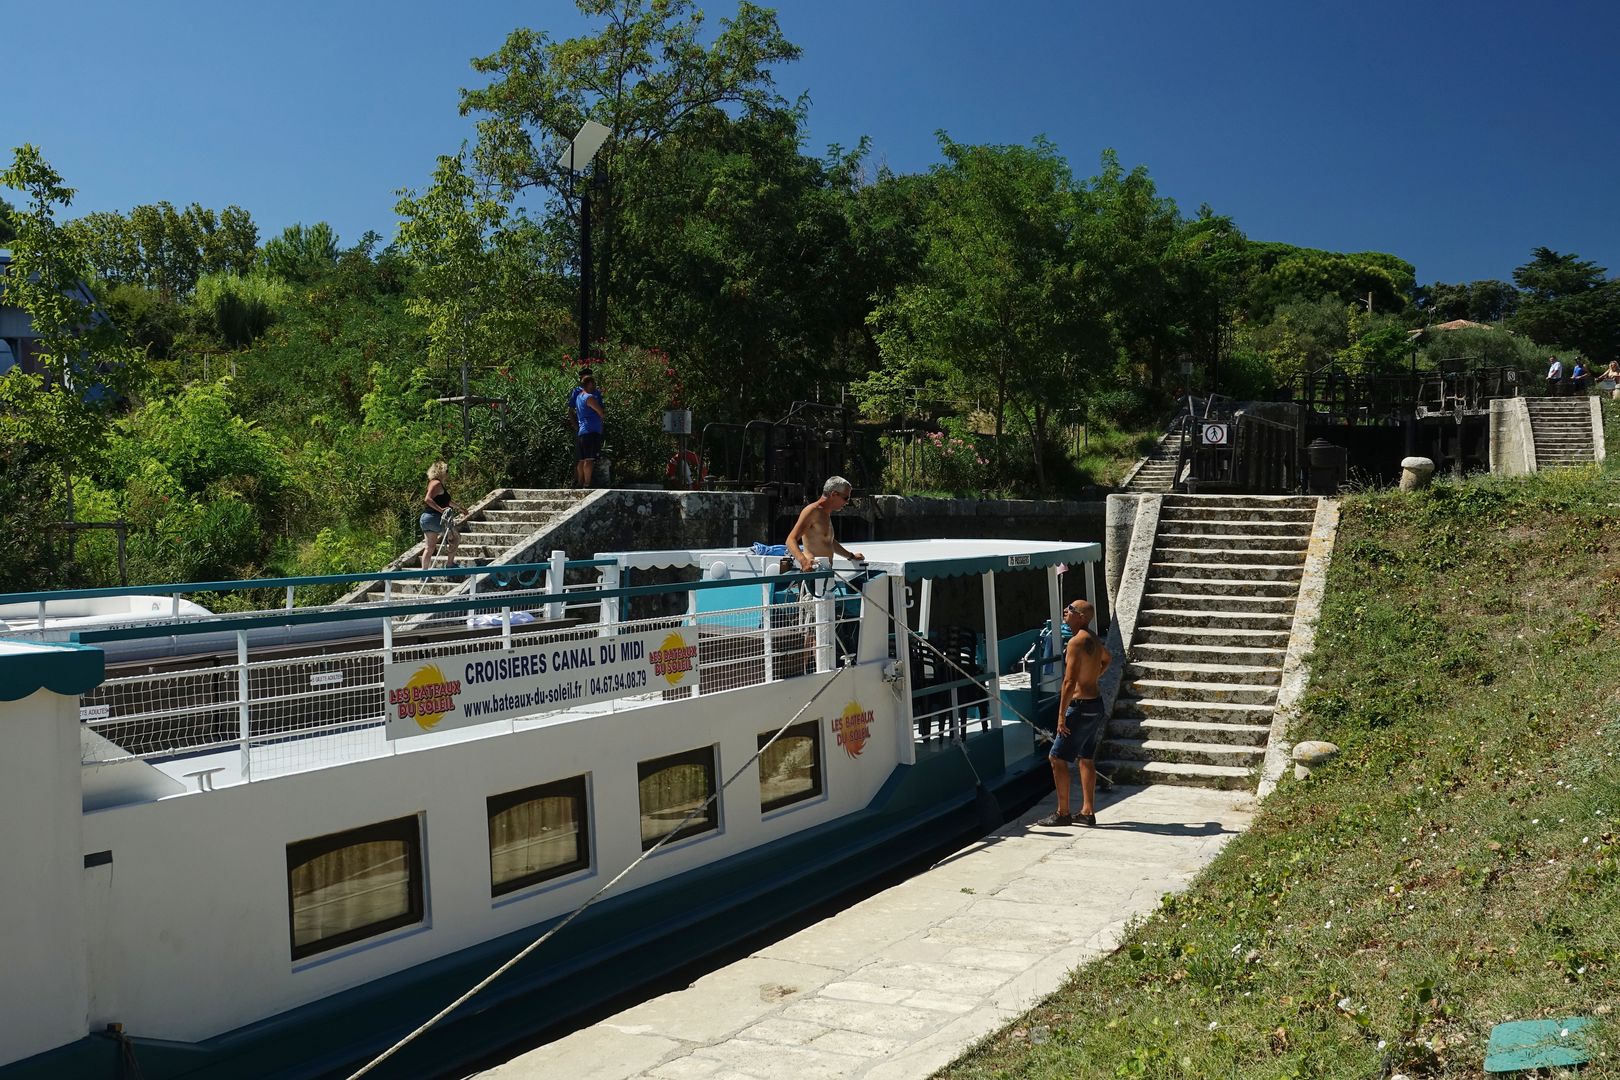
[{"xmin": 1201, "ymin": 423, "xmax": 1229, "ymax": 446}]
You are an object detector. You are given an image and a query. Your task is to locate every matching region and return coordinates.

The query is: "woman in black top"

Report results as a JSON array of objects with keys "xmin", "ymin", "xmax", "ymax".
[{"xmin": 420, "ymin": 460, "xmax": 462, "ymax": 570}]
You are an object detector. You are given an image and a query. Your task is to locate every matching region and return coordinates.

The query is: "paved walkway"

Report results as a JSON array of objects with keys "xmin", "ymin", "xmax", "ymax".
[{"xmin": 479, "ymin": 784, "xmax": 1254, "ymax": 1080}]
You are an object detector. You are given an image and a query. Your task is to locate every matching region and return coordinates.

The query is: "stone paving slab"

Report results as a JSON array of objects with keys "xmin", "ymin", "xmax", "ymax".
[{"xmin": 477, "ymin": 784, "xmax": 1253, "ymax": 1080}]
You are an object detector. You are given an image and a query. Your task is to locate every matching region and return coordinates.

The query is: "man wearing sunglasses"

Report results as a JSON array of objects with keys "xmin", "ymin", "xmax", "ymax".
[
  {"xmin": 1040, "ymin": 598, "xmax": 1111, "ymax": 827},
  {"xmin": 786, "ymin": 476, "xmax": 865, "ymax": 573}
]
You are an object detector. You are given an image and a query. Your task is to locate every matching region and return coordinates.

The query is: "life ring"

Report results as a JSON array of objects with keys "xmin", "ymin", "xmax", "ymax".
[{"xmin": 666, "ymin": 449, "xmax": 706, "ymax": 489}]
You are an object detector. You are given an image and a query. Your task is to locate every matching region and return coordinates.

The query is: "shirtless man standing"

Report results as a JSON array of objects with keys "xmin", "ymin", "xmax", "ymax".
[
  {"xmin": 1040, "ymin": 598, "xmax": 1112, "ymax": 827},
  {"xmin": 786, "ymin": 476, "xmax": 865, "ymax": 571}
]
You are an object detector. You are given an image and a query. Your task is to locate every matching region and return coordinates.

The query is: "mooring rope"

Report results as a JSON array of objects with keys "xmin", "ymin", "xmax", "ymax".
[
  {"xmin": 345, "ymin": 659, "xmax": 855, "ymax": 1079},
  {"xmin": 348, "ymin": 563, "xmax": 1090, "ymax": 1077}
]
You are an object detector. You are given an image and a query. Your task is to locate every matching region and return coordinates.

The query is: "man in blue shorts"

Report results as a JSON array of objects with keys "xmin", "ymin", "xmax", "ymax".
[
  {"xmin": 1039, "ymin": 598, "xmax": 1111, "ymax": 827},
  {"xmin": 569, "ymin": 368, "xmax": 606, "ymax": 487}
]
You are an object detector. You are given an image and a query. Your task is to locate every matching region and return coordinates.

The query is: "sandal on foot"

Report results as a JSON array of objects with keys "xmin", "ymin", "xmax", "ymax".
[
  {"xmin": 1077, "ymin": 812, "xmax": 1097, "ymax": 827},
  {"xmin": 1036, "ymin": 812, "xmax": 1073, "ymax": 827}
]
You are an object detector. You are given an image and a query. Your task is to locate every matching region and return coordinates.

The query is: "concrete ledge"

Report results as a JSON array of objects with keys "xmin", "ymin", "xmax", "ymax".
[
  {"xmin": 1257, "ymin": 497, "xmax": 1339, "ymax": 798},
  {"xmin": 1592, "ymin": 396, "xmax": 1607, "ymax": 464},
  {"xmin": 1489, "ymin": 398, "xmax": 1536, "ymax": 476},
  {"xmin": 1099, "ymin": 496, "xmax": 1161, "ymax": 721}
]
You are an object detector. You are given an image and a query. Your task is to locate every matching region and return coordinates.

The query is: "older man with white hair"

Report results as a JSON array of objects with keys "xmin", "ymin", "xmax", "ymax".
[{"xmin": 786, "ymin": 476, "xmax": 865, "ymax": 572}]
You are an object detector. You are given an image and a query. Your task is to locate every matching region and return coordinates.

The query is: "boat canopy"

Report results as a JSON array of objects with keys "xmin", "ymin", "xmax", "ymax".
[{"xmin": 602, "ymin": 538, "xmax": 1100, "ymax": 582}]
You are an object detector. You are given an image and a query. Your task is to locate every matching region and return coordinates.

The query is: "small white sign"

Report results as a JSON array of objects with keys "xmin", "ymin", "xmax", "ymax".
[
  {"xmin": 80, "ymin": 704, "xmax": 111, "ymax": 721},
  {"xmin": 1201, "ymin": 423, "xmax": 1229, "ymax": 446},
  {"xmin": 310, "ymin": 672, "xmax": 344, "ymax": 688},
  {"xmin": 1007, "ymin": 554, "xmax": 1031, "ymax": 567}
]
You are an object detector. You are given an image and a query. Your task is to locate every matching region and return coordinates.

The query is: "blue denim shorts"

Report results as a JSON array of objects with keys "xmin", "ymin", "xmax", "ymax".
[
  {"xmin": 420, "ymin": 511, "xmax": 447, "ymax": 535},
  {"xmin": 1050, "ymin": 698, "xmax": 1106, "ymax": 762}
]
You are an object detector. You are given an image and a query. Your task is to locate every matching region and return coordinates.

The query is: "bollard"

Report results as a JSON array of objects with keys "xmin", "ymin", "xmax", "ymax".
[
  {"xmin": 1399, "ymin": 456, "xmax": 1436, "ymax": 492},
  {"xmin": 1292, "ymin": 740, "xmax": 1340, "ymax": 780}
]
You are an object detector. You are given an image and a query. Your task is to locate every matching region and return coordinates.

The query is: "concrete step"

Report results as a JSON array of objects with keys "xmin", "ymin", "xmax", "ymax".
[
  {"xmin": 1100, "ymin": 737, "xmax": 1267, "ymax": 767},
  {"xmin": 1153, "ymin": 545, "xmax": 1306, "ymax": 566},
  {"xmin": 1157, "ymin": 519, "xmax": 1312, "ymax": 537},
  {"xmin": 1140, "ymin": 591, "xmax": 1297, "ymax": 614},
  {"xmin": 1148, "ymin": 561, "xmax": 1304, "ymax": 582},
  {"xmin": 1112, "ymin": 695, "xmax": 1276, "ymax": 725},
  {"xmin": 483, "ymin": 509, "xmax": 560, "ymax": 521},
  {"xmin": 1108, "ymin": 715, "xmax": 1273, "ymax": 747},
  {"xmin": 1134, "ymin": 624, "xmax": 1293, "ymax": 648},
  {"xmin": 1124, "ymin": 678, "xmax": 1280, "ymax": 706},
  {"xmin": 1158, "ymin": 505, "xmax": 1316, "ymax": 525},
  {"xmin": 1097, "ymin": 758, "xmax": 1255, "ymax": 790},
  {"xmin": 1131, "ymin": 642, "xmax": 1288, "ymax": 664},
  {"xmin": 1143, "ymin": 575, "xmax": 1301, "ymax": 598},
  {"xmin": 1161, "ymin": 495, "xmax": 1319, "ymax": 510},
  {"xmin": 1137, "ymin": 608, "xmax": 1296, "ymax": 631},
  {"xmin": 1127, "ymin": 659, "xmax": 1283, "ymax": 686},
  {"xmin": 1153, "ymin": 532, "xmax": 1310, "ymax": 551}
]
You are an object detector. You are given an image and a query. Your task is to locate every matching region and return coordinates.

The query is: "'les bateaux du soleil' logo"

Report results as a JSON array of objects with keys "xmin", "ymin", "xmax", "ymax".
[
  {"xmin": 388, "ymin": 663, "xmax": 461, "ymax": 731},
  {"xmin": 833, "ymin": 700, "xmax": 875, "ymax": 758},
  {"xmin": 651, "ymin": 632, "xmax": 699, "ymax": 686}
]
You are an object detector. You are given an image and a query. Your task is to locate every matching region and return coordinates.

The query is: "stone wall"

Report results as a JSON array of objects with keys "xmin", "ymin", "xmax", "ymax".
[
  {"xmin": 548, "ymin": 490, "xmax": 773, "ymax": 558},
  {"xmin": 862, "ymin": 495, "xmax": 1105, "ymax": 544}
]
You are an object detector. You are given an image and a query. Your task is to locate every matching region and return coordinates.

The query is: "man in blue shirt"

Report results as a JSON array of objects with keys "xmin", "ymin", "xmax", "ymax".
[{"xmin": 569, "ymin": 368, "xmax": 606, "ymax": 487}]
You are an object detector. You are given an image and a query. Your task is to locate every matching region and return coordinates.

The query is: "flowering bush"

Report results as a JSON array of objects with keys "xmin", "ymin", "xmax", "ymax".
[{"xmin": 880, "ymin": 420, "xmax": 999, "ymax": 495}]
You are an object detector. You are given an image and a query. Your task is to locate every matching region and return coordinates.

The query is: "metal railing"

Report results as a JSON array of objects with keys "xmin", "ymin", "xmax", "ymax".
[{"xmin": 67, "ymin": 569, "xmax": 853, "ymax": 785}]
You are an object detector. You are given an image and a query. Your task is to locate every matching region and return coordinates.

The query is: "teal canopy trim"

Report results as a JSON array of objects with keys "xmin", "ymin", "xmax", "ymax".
[
  {"xmin": 0, "ymin": 640, "xmax": 106, "ymax": 701},
  {"xmin": 902, "ymin": 544, "xmax": 1098, "ymax": 582}
]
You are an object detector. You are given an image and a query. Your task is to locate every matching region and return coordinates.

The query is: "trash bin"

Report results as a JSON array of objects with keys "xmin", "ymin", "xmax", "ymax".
[{"xmin": 1306, "ymin": 438, "xmax": 1346, "ymax": 495}]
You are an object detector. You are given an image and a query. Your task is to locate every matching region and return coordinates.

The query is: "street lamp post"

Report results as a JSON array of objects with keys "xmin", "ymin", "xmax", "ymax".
[{"xmin": 559, "ymin": 120, "xmax": 611, "ymax": 364}]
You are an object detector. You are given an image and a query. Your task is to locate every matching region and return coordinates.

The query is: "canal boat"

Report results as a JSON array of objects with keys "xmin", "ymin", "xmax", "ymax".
[{"xmin": 0, "ymin": 537, "xmax": 1098, "ymax": 1079}]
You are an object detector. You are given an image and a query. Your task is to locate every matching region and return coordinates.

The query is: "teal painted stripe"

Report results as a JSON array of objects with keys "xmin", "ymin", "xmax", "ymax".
[
  {"xmin": 70, "ymin": 570, "xmax": 841, "ymax": 644},
  {"xmin": 0, "ymin": 640, "xmax": 106, "ymax": 701},
  {"xmin": 0, "ymin": 557, "xmax": 620, "ymax": 607}
]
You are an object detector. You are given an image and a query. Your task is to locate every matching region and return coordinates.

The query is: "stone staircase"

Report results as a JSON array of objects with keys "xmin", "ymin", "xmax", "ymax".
[
  {"xmin": 1121, "ymin": 432, "xmax": 1183, "ymax": 494},
  {"xmin": 339, "ymin": 489, "xmax": 593, "ymax": 605},
  {"xmin": 1103, "ymin": 494, "xmax": 1318, "ymax": 789},
  {"xmin": 1527, "ymin": 397, "xmax": 1597, "ymax": 467}
]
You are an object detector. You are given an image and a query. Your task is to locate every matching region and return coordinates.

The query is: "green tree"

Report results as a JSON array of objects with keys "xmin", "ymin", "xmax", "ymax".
[
  {"xmin": 0, "ymin": 196, "xmax": 16, "ymax": 245},
  {"xmin": 1510, "ymin": 247, "xmax": 1620, "ymax": 358},
  {"xmin": 0, "ymin": 145, "xmax": 143, "ymax": 586},
  {"xmin": 460, "ymin": 0, "xmax": 801, "ymax": 350},
  {"xmin": 1079, "ymin": 150, "xmax": 1184, "ymax": 392},
  {"xmin": 261, "ymin": 222, "xmax": 341, "ymax": 283},
  {"xmin": 1414, "ymin": 279, "xmax": 1521, "ymax": 324},
  {"xmin": 866, "ymin": 136, "xmax": 1102, "ymax": 489},
  {"xmin": 1241, "ymin": 242, "xmax": 1414, "ymax": 321},
  {"xmin": 393, "ymin": 153, "xmax": 567, "ymax": 383},
  {"xmin": 608, "ymin": 108, "xmax": 865, "ymax": 416}
]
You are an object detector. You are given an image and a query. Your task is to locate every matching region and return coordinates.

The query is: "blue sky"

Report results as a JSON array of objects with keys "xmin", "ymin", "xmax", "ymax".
[{"xmin": 4, "ymin": 0, "xmax": 1617, "ymax": 286}]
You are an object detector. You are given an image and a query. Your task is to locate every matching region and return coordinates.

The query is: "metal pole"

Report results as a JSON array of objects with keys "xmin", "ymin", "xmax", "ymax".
[
  {"xmin": 579, "ymin": 180, "xmax": 592, "ymax": 363},
  {"xmin": 237, "ymin": 630, "xmax": 252, "ymax": 782},
  {"xmin": 980, "ymin": 571, "xmax": 1001, "ymax": 729},
  {"xmin": 547, "ymin": 549, "xmax": 567, "ymax": 621}
]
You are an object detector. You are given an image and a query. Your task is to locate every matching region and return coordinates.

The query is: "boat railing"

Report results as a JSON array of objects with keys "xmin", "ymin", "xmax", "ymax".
[{"xmin": 63, "ymin": 567, "xmax": 850, "ymax": 786}]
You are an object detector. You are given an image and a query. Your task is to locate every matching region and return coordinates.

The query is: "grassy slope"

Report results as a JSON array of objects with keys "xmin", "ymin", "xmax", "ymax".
[{"xmin": 941, "ymin": 404, "xmax": 1620, "ymax": 1078}]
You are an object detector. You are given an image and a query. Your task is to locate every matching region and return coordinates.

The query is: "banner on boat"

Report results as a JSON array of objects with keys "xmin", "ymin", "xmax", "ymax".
[{"xmin": 385, "ymin": 628, "xmax": 700, "ymax": 739}]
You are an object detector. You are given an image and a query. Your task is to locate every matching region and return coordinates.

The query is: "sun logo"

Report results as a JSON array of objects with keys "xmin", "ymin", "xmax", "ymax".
[
  {"xmin": 406, "ymin": 664, "xmax": 454, "ymax": 731},
  {"xmin": 833, "ymin": 700, "xmax": 874, "ymax": 759},
  {"xmin": 651, "ymin": 632, "xmax": 699, "ymax": 686}
]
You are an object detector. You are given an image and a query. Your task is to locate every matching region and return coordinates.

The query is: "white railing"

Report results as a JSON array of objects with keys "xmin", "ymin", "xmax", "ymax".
[{"xmin": 79, "ymin": 594, "xmax": 858, "ymax": 785}]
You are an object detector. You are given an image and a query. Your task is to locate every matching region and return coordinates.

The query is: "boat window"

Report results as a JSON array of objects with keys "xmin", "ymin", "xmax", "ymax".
[
  {"xmin": 638, "ymin": 747, "xmax": 719, "ymax": 850},
  {"xmin": 286, "ymin": 815, "xmax": 423, "ymax": 960},
  {"xmin": 488, "ymin": 776, "xmax": 591, "ymax": 896},
  {"xmin": 758, "ymin": 721, "xmax": 823, "ymax": 812}
]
